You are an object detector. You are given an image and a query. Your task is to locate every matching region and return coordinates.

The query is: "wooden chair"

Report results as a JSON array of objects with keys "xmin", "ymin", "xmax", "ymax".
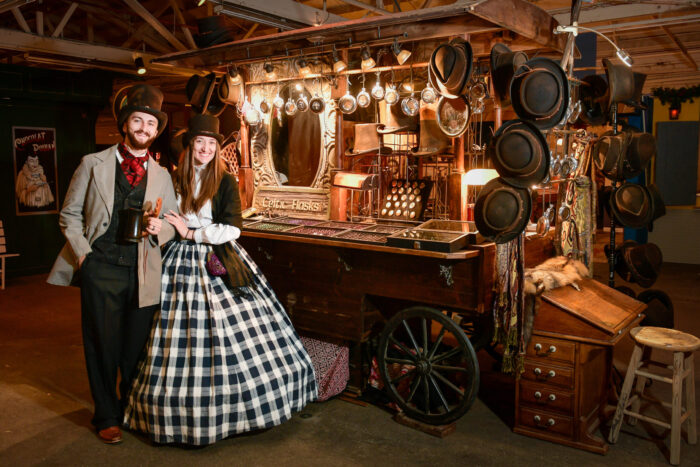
[
  {"xmin": 0, "ymin": 220, "xmax": 20, "ymax": 290},
  {"xmin": 609, "ymin": 326, "xmax": 699, "ymax": 465}
]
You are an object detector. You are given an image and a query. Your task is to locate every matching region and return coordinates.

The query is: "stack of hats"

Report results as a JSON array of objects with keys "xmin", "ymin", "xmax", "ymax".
[{"xmin": 474, "ymin": 44, "xmax": 569, "ymax": 243}]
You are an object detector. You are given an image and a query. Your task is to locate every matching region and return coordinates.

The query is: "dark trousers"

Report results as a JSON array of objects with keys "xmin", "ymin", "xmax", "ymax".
[{"xmin": 80, "ymin": 256, "xmax": 156, "ymax": 431}]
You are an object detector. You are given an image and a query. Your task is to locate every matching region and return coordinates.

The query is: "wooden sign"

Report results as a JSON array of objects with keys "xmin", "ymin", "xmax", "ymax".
[{"xmin": 252, "ymin": 186, "xmax": 330, "ymax": 220}]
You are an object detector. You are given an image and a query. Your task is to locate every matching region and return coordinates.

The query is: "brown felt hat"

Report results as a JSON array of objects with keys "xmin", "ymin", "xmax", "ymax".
[
  {"xmin": 510, "ymin": 57, "xmax": 569, "ymax": 130},
  {"xmin": 474, "ymin": 177, "xmax": 532, "ymax": 244},
  {"xmin": 603, "ymin": 58, "xmax": 636, "ymax": 112},
  {"xmin": 345, "ymin": 123, "xmax": 392, "ymax": 156},
  {"xmin": 186, "ymin": 73, "xmax": 226, "ymax": 116},
  {"xmin": 608, "ymin": 182, "xmax": 665, "ymax": 229},
  {"xmin": 183, "ymin": 113, "xmax": 224, "ymax": 147},
  {"xmin": 594, "ymin": 130, "xmax": 656, "ymax": 182},
  {"xmin": 489, "ymin": 43, "xmax": 528, "ymax": 107},
  {"xmin": 411, "ymin": 104, "xmax": 451, "ymax": 157},
  {"xmin": 488, "ymin": 119, "xmax": 550, "ymax": 189},
  {"xmin": 615, "ymin": 240, "xmax": 663, "ymax": 288},
  {"xmin": 430, "ymin": 38, "xmax": 473, "ymax": 99},
  {"xmin": 114, "ymin": 84, "xmax": 168, "ymax": 137}
]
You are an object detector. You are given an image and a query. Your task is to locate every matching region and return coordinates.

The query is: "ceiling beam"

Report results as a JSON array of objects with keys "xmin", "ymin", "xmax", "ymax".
[
  {"xmin": 0, "ymin": 0, "xmax": 35, "ymax": 15},
  {"xmin": 335, "ymin": 0, "xmax": 391, "ymax": 16},
  {"xmin": 661, "ymin": 25, "xmax": 699, "ymax": 71},
  {"xmin": 213, "ymin": 0, "xmax": 346, "ymax": 27},
  {"xmin": 551, "ymin": 3, "xmax": 693, "ymax": 26},
  {"xmin": 11, "ymin": 7, "xmax": 30, "ymax": 33},
  {"xmin": 51, "ymin": 2, "xmax": 78, "ymax": 38},
  {"xmin": 121, "ymin": 1, "xmax": 172, "ymax": 49},
  {"xmin": 35, "ymin": 9, "xmax": 42, "ymax": 35},
  {"xmin": 169, "ymin": 0, "xmax": 196, "ymax": 50},
  {"xmin": 122, "ymin": 0, "xmax": 188, "ymax": 51}
]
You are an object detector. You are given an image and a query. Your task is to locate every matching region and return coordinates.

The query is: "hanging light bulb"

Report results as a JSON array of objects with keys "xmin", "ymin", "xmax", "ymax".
[
  {"xmin": 134, "ymin": 57, "xmax": 146, "ymax": 75},
  {"xmin": 391, "ymin": 38, "xmax": 411, "ymax": 65},
  {"xmin": 228, "ymin": 66, "xmax": 242, "ymax": 85},
  {"xmin": 298, "ymin": 52, "xmax": 311, "ymax": 77},
  {"xmin": 361, "ymin": 44, "xmax": 375, "ymax": 71},
  {"xmin": 332, "ymin": 46, "xmax": 347, "ymax": 74},
  {"xmin": 264, "ymin": 61, "xmax": 276, "ymax": 80}
]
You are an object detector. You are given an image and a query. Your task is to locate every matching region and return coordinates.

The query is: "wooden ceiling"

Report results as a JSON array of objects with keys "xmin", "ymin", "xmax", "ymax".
[{"xmin": 0, "ymin": 0, "xmax": 699, "ymax": 95}]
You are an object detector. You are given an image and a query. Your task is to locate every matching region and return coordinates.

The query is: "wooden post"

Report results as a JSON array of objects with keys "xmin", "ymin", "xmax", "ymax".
[
  {"xmin": 448, "ymin": 135, "xmax": 467, "ymax": 220},
  {"xmin": 238, "ymin": 122, "xmax": 255, "ymax": 209}
]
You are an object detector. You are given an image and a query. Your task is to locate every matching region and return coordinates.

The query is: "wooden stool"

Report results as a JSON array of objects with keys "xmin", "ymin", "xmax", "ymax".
[{"xmin": 609, "ymin": 326, "xmax": 699, "ymax": 465}]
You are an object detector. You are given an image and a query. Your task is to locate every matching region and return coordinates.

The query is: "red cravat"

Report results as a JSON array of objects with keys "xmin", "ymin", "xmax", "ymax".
[{"xmin": 118, "ymin": 143, "xmax": 149, "ymax": 188}]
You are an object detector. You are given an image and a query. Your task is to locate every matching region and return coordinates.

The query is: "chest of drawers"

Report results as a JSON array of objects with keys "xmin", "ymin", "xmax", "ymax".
[{"xmin": 513, "ymin": 279, "xmax": 645, "ymax": 454}]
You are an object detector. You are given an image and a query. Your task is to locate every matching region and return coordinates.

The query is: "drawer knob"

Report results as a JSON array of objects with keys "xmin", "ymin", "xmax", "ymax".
[
  {"xmin": 534, "ymin": 367, "xmax": 542, "ymax": 375},
  {"xmin": 547, "ymin": 418, "xmax": 555, "ymax": 426},
  {"xmin": 534, "ymin": 391, "xmax": 542, "ymax": 399},
  {"xmin": 549, "ymin": 345, "xmax": 557, "ymax": 353},
  {"xmin": 548, "ymin": 370, "xmax": 556, "ymax": 378},
  {"xmin": 548, "ymin": 394, "xmax": 557, "ymax": 402},
  {"xmin": 534, "ymin": 343, "xmax": 542, "ymax": 351},
  {"xmin": 533, "ymin": 415, "xmax": 556, "ymax": 427}
]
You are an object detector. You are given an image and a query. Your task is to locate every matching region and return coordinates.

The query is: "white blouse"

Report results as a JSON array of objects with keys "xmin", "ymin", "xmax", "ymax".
[{"xmin": 180, "ymin": 167, "xmax": 241, "ymax": 245}]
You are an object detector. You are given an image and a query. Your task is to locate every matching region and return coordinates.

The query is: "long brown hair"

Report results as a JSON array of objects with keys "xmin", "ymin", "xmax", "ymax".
[{"xmin": 172, "ymin": 140, "xmax": 224, "ymax": 214}]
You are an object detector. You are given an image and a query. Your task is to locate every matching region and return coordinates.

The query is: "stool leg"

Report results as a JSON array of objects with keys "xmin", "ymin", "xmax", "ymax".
[
  {"xmin": 629, "ymin": 346, "xmax": 652, "ymax": 426},
  {"xmin": 609, "ymin": 344, "xmax": 644, "ymax": 444},
  {"xmin": 685, "ymin": 352, "xmax": 696, "ymax": 445},
  {"xmin": 670, "ymin": 351, "xmax": 683, "ymax": 465}
]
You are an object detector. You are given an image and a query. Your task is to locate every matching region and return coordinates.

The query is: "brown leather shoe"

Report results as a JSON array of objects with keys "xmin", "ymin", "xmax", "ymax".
[{"xmin": 97, "ymin": 426, "xmax": 122, "ymax": 444}]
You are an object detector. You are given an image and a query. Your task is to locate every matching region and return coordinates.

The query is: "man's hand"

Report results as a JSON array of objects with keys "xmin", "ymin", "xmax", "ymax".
[{"xmin": 144, "ymin": 216, "xmax": 162, "ymax": 236}]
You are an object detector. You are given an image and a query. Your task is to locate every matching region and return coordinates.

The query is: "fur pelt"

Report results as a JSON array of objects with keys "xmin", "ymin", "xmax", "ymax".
[{"xmin": 522, "ymin": 256, "xmax": 589, "ymax": 348}]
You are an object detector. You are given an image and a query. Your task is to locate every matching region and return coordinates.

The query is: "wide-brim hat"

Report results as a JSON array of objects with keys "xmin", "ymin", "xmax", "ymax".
[
  {"xmin": 114, "ymin": 84, "xmax": 168, "ymax": 137},
  {"xmin": 488, "ymin": 119, "xmax": 549, "ymax": 188},
  {"xmin": 625, "ymin": 131, "xmax": 656, "ymax": 178},
  {"xmin": 614, "ymin": 240, "xmax": 663, "ymax": 288},
  {"xmin": 593, "ymin": 130, "xmax": 629, "ymax": 181},
  {"xmin": 436, "ymin": 95, "xmax": 471, "ymax": 138},
  {"xmin": 490, "ymin": 43, "xmax": 528, "ymax": 107},
  {"xmin": 624, "ymin": 72, "xmax": 648, "ymax": 110},
  {"xmin": 186, "ymin": 73, "xmax": 226, "ymax": 116},
  {"xmin": 183, "ymin": 113, "xmax": 224, "ymax": 148},
  {"xmin": 511, "ymin": 57, "xmax": 569, "ymax": 130},
  {"xmin": 609, "ymin": 183, "xmax": 654, "ymax": 228},
  {"xmin": 411, "ymin": 105, "xmax": 451, "ymax": 157},
  {"xmin": 345, "ymin": 123, "xmax": 392, "ymax": 156},
  {"xmin": 647, "ymin": 184, "xmax": 666, "ymax": 231},
  {"xmin": 603, "ymin": 58, "xmax": 636, "ymax": 112},
  {"xmin": 638, "ymin": 289, "xmax": 674, "ymax": 328},
  {"xmin": 578, "ymin": 74, "xmax": 609, "ymax": 126},
  {"xmin": 430, "ymin": 38, "xmax": 472, "ymax": 99},
  {"xmin": 474, "ymin": 177, "xmax": 532, "ymax": 244}
]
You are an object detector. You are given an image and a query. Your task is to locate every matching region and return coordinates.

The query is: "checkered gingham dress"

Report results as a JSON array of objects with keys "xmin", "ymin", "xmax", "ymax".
[{"xmin": 123, "ymin": 240, "xmax": 318, "ymax": 445}]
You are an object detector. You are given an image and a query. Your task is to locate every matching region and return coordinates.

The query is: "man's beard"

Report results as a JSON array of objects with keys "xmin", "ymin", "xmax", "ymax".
[{"xmin": 125, "ymin": 128, "xmax": 156, "ymax": 150}]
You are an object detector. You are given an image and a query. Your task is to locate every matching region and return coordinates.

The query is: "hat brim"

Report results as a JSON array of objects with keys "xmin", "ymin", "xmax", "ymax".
[
  {"xmin": 488, "ymin": 119, "xmax": 549, "ymax": 188},
  {"xmin": 511, "ymin": 58, "xmax": 569, "ymax": 130},
  {"xmin": 344, "ymin": 146, "xmax": 392, "ymax": 157},
  {"xmin": 474, "ymin": 177, "xmax": 532, "ymax": 244},
  {"xmin": 436, "ymin": 96, "xmax": 471, "ymax": 137},
  {"xmin": 183, "ymin": 129, "xmax": 224, "ymax": 148},
  {"xmin": 377, "ymin": 125, "xmax": 412, "ymax": 134}
]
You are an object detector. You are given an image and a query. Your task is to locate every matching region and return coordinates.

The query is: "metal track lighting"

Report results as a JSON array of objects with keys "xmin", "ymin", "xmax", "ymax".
[
  {"xmin": 134, "ymin": 57, "xmax": 146, "ymax": 75},
  {"xmin": 361, "ymin": 44, "xmax": 375, "ymax": 71},
  {"xmin": 228, "ymin": 66, "xmax": 242, "ymax": 84},
  {"xmin": 392, "ymin": 38, "xmax": 411, "ymax": 65},
  {"xmin": 332, "ymin": 46, "xmax": 347, "ymax": 73}
]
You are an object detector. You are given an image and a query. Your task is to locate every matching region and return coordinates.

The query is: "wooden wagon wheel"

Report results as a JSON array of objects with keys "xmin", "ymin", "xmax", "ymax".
[{"xmin": 377, "ymin": 306, "xmax": 479, "ymax": 425}]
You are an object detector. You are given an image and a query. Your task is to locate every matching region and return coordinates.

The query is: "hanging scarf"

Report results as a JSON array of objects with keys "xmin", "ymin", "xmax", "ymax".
[
  {"xmin": 492, "ymin": 233, "xmax": 525, "ymax": 375},
  {"xmin": 118, "ymin": 143, "xmax": 150, "ymax": 187}
]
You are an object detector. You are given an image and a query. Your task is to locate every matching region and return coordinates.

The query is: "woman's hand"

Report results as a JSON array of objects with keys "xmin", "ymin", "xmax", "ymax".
[{"xmin": 164, "ymin": 210, "xmax": 189, "ymax": 238}]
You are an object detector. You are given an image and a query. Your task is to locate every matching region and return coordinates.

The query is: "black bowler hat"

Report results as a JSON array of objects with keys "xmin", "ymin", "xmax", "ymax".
[
  {"xmin": 609, "ymin": 182, "xmax": 665, "ymax": 229},
  {"xmin": 489, "ymin": 43, "xmax": 528, "ymax": 107},
  {"xmin": 578, "ymin": 74, "xmax": 608, "ymax": 126},
  {"xmin": 114, "ymin": 84, "xmax": 168, "ymax": 137},
  {"xmin": 614, "ymin": 240, "xmax": 663, "ymax": 288},
  {"xmin": 184, "ymin": 114, "xmax": 224, "ymax": 148},
  {"xmin": 488, "ymin": 119, "xmax": 550, "ymax": 189},
  {"xmin": 510, "ymin": 57, "xmax": 569, "ymax": 130},
  {"xmin": 474, "ymin": 177, "xmax": 532, "ymax": 244}
]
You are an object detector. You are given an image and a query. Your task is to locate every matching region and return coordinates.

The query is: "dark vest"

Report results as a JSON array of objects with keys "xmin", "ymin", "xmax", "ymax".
[{"xmin": 91, "ymin": 162, "xmax": 147, "ymax": 267}]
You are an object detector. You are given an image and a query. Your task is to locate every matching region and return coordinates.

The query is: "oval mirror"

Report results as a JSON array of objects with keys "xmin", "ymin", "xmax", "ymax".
[{"xmin": 270, "ymin": 83, "xmax": 321, "ymax": 186}]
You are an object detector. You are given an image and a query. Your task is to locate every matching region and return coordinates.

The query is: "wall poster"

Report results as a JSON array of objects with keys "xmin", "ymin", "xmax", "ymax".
[{"xmin": 12, "ymin": 126, "xmax": 59, "ymax": 216}]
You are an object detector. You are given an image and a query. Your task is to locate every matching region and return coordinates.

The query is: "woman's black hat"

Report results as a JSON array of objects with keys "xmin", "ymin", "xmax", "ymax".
[{"xmin": 184, "ymin": 113, "xmax": 224, "ymax": 147}]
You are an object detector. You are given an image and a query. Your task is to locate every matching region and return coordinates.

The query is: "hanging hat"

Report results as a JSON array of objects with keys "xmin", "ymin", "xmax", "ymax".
[
  {"xmin": 625, "ymin": 131, "xmax": 656, "ymax": 178},
  {"xmin": 614, "ymin": 240, "xmax": 663, "ymax": 288},
  {"xmin": 436, "ymin": 95, "xmax": 471, "ymax": 138},
  {"xmin": 183, "ymin": 113, "xmax": 224, "ymax": 147},
  {"xmin": 345, "ymin": 123, "xmax": 392, "ymax": 156},
  {"xmin": 578, "ymin": 74, "xmax": 609, "ymax": 126},
  {"xmin": 114, "ymin": 84, "xmax": 168, "ymax": 137},
  {"xmin": 429, "ymin": 38, "xmax": 473, "ymax": 98},
  {"xmin": 474, "ymin": 177, "xmax": 532, "ymax": 244},
  {"xmin": 647, "ymin": 184, "xmax": 666, "ymax": 231},
  {"xmin": 510, "ymin": 57, "xmax": 569, "ymax": 130},
  {"xmin": 186, "ymin": 73, "xmax": 226, "ymax": 116},
  {"xmin": 624, "ymin": 71, "xmax": 648, "ymax": 110},
  {"xmin": 603, "ymin": 58, "xmax": 635, "ymax": 112},
  {"xmin": 638, "ymin": 289, "xmax": 674, "ymax": 328},
  {"xmin": 487, "ymin": 119, "xmax": 549, "ymax": 189},
  {"xmin": 194, "ymin": 16, "xmax": 234, "ymax": 48},
  {"xmin": 411, "ymin": 104, "xmax": 451, "ymax": 157},
  {"xmin": 609, "ymin": 183, "xmax": 660, "ymax": 228},
  {"xmin": 489, "ymin": 43, "xmax": 528, "ymax": 107},
  {"xmin": 380, "ymin": 98, "xmax": 419, "ymax": 134},
  {"xmin": 594, "ymin": 130, "xmax": 655, "ymax": 182},
  {"xmin": 218, "ymin": 74, "xmax": 244, "ymax": 106}
]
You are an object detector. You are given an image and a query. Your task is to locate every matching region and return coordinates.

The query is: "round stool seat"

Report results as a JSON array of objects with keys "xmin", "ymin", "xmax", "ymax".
[{"xmin": 630, "ymin": 326, "xmax": 700, "ymax": 352}]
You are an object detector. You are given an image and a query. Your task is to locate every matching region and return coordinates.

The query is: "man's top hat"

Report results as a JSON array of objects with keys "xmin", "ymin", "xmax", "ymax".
[
  {"xmin": 578, "ymin": 74, "xmax": 609, "ymax": 126},
  {"xmin": 488, "ymin": 119, "xmax": 550, "ymax": 189},
  {"xmin": 345, "ymin": 123, "xmax": 392, "ymax": 156},
  {"xmin": 489, "ymin": 43, "xmax": 528, "ymax": 107},
  {"xmin": 429, "ymin": 38, "xmax": 473, "ymax": 99},
  {"xmin": 411, "ymin": 104, "xmax": 451, "ymax": 157},
  {"xmin": 474, "ymin": 177, "xmax": 532, "ymax": 244},
  {"xmin": 114, "ymin": 84, "xmax": 168, "ymax": 137},
  {"xmin": 183, "ymin": 114, "xmax": 224, "ymax": 148},
  {"xmin": 603, "ymin": 58, "xmax": 636, "ymax": 112},
  {"xmin": 510, "ymin": 57, "xmax": 569, "ymax": 130}
]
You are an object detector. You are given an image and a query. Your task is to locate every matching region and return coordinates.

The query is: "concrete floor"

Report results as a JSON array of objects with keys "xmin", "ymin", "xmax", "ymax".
[{"xmin": 1, "ymin": 262, "xmax": 698, "ymax": 466}]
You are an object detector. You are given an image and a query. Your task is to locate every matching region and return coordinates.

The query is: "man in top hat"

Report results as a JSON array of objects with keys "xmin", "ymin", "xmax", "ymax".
[{"xmin": 47, "ymin": 84, "xmax": 178, "ymax": 444}]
